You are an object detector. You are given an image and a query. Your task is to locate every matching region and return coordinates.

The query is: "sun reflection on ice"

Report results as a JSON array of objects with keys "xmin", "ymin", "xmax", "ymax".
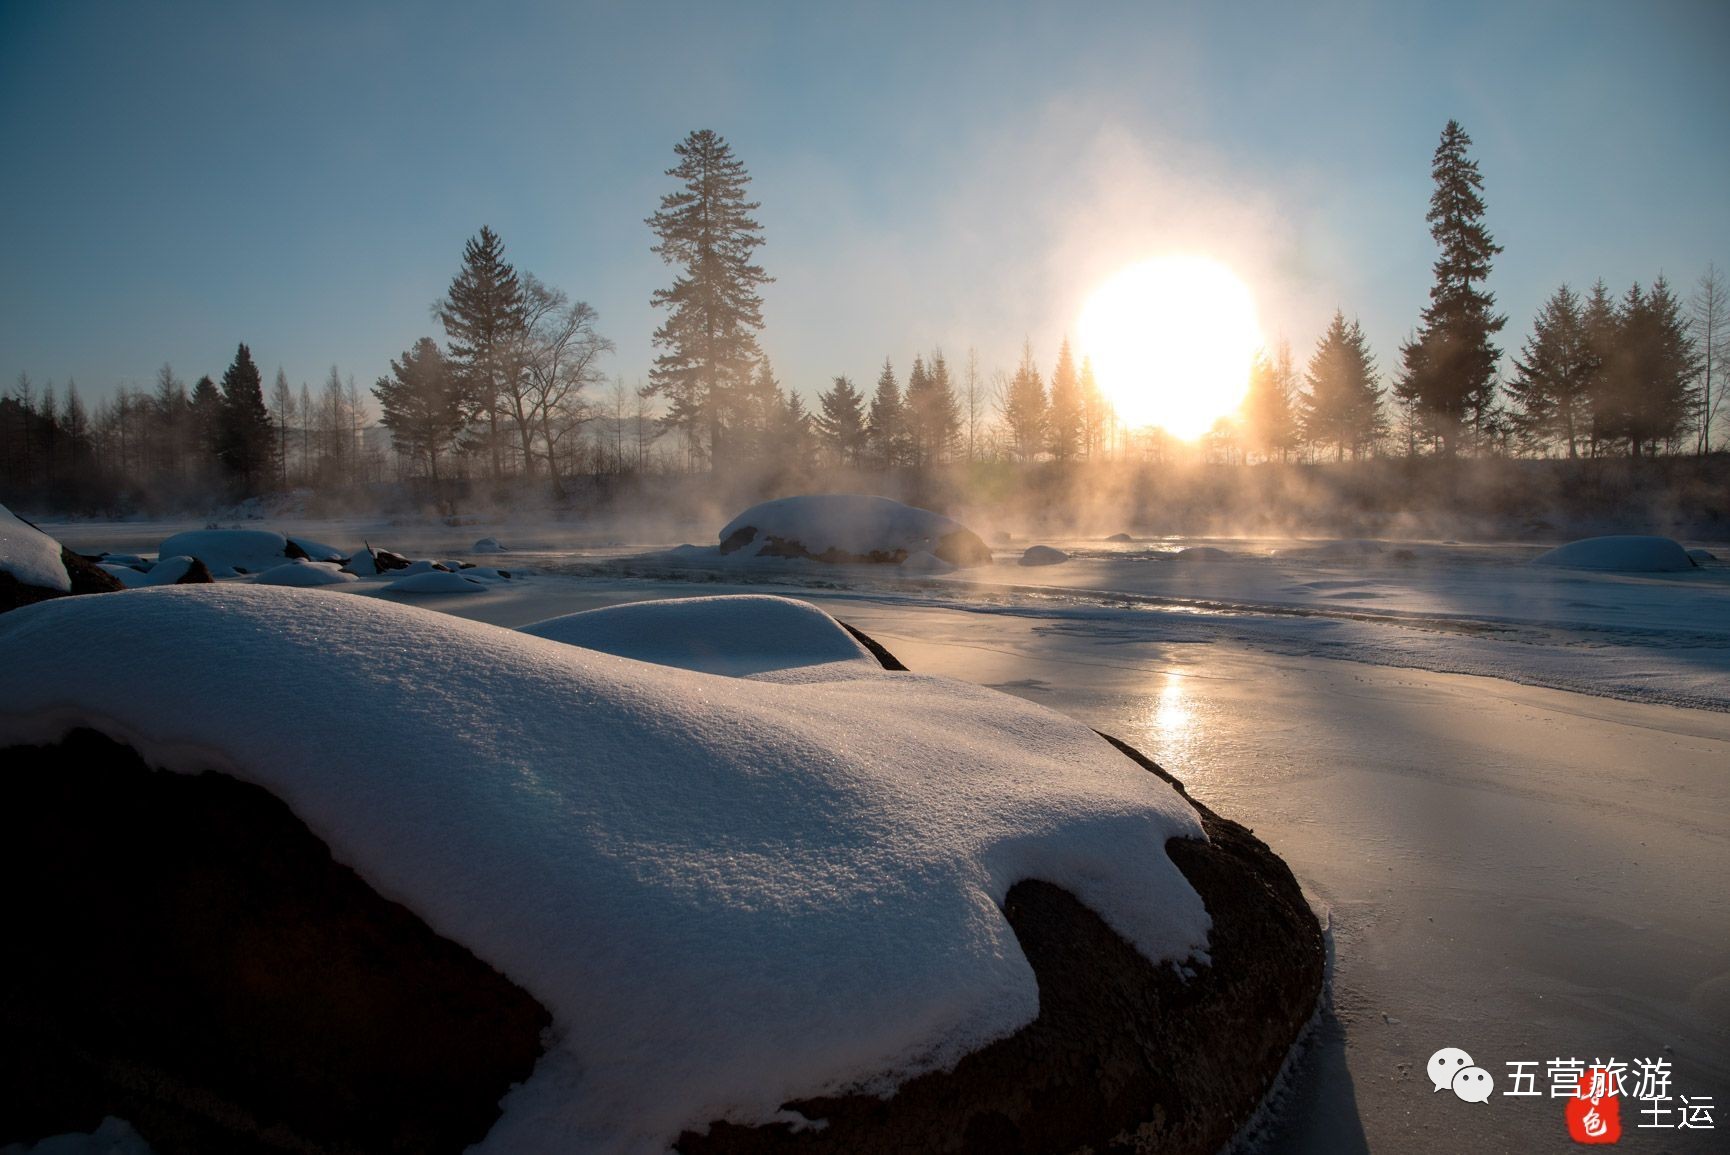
[{"xmin": 1146, "ymin": 670, "xmax": 1200, "ymax": 781}]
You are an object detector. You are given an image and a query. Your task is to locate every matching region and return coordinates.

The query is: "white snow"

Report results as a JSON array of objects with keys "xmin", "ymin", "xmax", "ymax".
[
  {"xmin": 522, "ymin": 594, "xmax": 878, "ymax": 677},
  {"xmin": 254, "ymin": 560, "xmax": 359, "ymax": 587},
  {"xmin": 98, "ymin": 564, "xmax": 147, "ymax": 588},
  {"xmin": 719, "ymin": 494, "xmax": 985, "ymax": 565},
  {"xmin": 0, "ymin": 503, "xmax": 70, "ymax": 592},
  {"xmin": 341, "ymin": 547, "xmax": 379, "ymax": 576},
  {"xmin": 474, "ymin": 537, "xmax": 507, "ymax": 553},
  {"xmin": 0, "ymin": 586, "xmax": 1206, "ymax": 1154},
  {"xmin": 398, "ymin": 559, "xmax": 452, "ymax": 576},
  {"xmin": 139, "ymin": 556, "xmax": 199, "ymax": 586},
  {"xmin": 155, "ymin": 529, "xmax": 289, "ymax": 577},
  {"xmin": 1532, "ymin": 534, "xmax": 1696, "ymax": 572},
  {"xmin": 381, "ymin": 570, "xmax": 491, "ymax": 595},
  {"xmin": 1019, "ymin": 545, "xmax": 1069, "ymax": 566}
]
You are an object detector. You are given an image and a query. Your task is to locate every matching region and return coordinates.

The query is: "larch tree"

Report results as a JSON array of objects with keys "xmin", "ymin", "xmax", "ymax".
[
  {"xmin": 1690, "ymin": 263, "xmax": 1728, "ymax": 453},
  {"xmin": 437, "ymin": 225, "xmax": 527, "ymax": 479},
  {"xmin": 1301, "ymin": 312, "xmax": 1383, "ymax": 462},
  {"xmin": 1398, "ymin": 120, "xmax": 1506, "ymax": 456},
  {"xmin": 645, "ymin": 129, "xmax": 772, "ymax": 472}
]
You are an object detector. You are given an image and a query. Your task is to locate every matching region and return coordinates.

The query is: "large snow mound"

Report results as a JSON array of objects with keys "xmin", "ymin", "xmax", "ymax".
[
  {"xmin": 1532, "ymin": 535, "xmax": 1696, "ymax": 572},
  {"xmin": 0, "ymin": 587, "xmax": 1207, "ymax": 1154},
  {"xmin": 0, "ymin": 504, "xmax": 70, "ymax": 592},
  {"xmin": 254, "ymin": 560, "xmax": 359, "ymax": 587},
  {"xmin": 156, "ymin": 529, "xmax": 289, "ymax": 577},
  {"xmin": 522, "ymin": 595, "xmax": 878, "ymax": 677},
  {"xmin": 719, "ymin": 494, "xmax": 989, "ymax": 566}
]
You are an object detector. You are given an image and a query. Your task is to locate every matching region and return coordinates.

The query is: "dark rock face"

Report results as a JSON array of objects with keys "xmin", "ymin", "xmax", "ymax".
[
  {"xmin": 174, "ymin": 556, "xmax": 216, "ymax": 584},
  {"xmin": 0, "ymin": 730, "xmax": 550, "ymax": 1155},
  {"xmin": 1, "ymin": 547, "xmax": 124, "ymax": 613},
  {"xmin": 680, "ymin": 632, "xmax": 1324, "ymax": 1155},
  {"xmin": 716, "ymin": 526, "xmax": 993, "ymax": 568}
]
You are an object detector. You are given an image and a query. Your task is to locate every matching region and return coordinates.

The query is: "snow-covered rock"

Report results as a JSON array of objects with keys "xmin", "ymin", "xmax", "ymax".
[
  {"xmin": 0, "ymin": 504, "xmax": 71, "ymax": 593},
  {"xmin": 382, "ymin": 571, "xmax": 490, "ymax": 595},
  {"xmin": 523, "ymin": 595, "xmax": 878, "ymax": 678},
  {"xmin": 155, "ymin": 529, "xmax": 289, "ymax": 577},
  {"xmin": 254, "ymin": 560, "xmax": 360, "ymax": 587},
  {"xmin": 718, "ymin": 495, "xmax": 993, "ymax": 567},
  {"xmin": 1686, "ymin": 548, "xmax": 1716, "ymax": 563},
  {"xmin": 285, "ymin": 537, "xmax": 348, "ymax": 563},
  {"xmin": 398, "ymin": 559, "xmax": 453, "ymax": 576},
  {"xmin": 473, "ymin": 537, "xmax": 507, "ymax": 553},
  {"xmin": 1106, "ymin": 532, "xmax": 1135, "ymax": 543},
  {"xmin": 0, "ymin": 587, "xmax": 1207, "ymax": 1153},
  {"xmin": 1533, "ymin": 535, "xmax": 1696, "ymax": 573},
  {"xmin": 1019, "ymin": 545, "xmax": 1069, "ymax": 566},
  {"xmin": 1172, "ymin": 546, "xmax": 1232, "ymax": 562}
]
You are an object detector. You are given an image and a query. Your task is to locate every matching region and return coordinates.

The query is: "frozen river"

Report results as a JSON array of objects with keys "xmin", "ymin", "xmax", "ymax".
[{"xmin": 46, "ymin": 522, "xmax": 1730, "ymax": 1151}]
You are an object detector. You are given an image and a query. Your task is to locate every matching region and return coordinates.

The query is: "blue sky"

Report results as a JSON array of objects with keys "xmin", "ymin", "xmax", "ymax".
[{"xmin": 3, "ymin": 1, "xmax": 1727, "ymax": 408}]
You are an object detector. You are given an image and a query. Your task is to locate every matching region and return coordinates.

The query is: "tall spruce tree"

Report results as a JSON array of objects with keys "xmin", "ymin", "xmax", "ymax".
[
  {"xmin": 645, "ymin": 129, "xmax": 772, "ymax": 472},
  {"xmin": 1399, "ymin": 120, "xmax": 1506, "ymax": 456},
  {"xmin": 814, "ymin": 374, "xmax": 867, "ymax": 466},
  {"xmin": 1604, "ymin": 277, "xmax": 1700, "ymax": 456},
  {"xmin": 867, "ymin": 358, "xmax": 907, "ymax": 468},
  {"xmin": 1046, "ymin": 337, "xmax": 1082, "ymax": 462},
  {"xmin": 437, "ymin": 225, "xmax": 526, "ymax": 479},
  {"xmin": 1078, "ymin": 355, "xmax": 1108, "ymax": 458},
  {"xmin": 216, "ymin": 343, "xmax": 275, "ymax": 491},
  {"xmin": 1507, "ymin": 284, "xmax": 1596, "ymax": 457},
  {"xmin": 1242, "ymin": 344, "xmax": 1297, "ymax": 462},
  {"xmin": 1301, "ymin": 312, "xmax": 1383, "ymax": 462},
  {"xmin": 1002, "ymin": 341, "xmax": 1048, "ymax": 462}
]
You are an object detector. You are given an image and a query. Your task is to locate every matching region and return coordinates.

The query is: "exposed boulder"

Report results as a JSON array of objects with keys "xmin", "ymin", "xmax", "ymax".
[
  {"xmin": 1018, "ymin": 545, "xmax": 1069, "ymax": 566},
  {"xmin": 717, "ymin": 495, "xmax": 992, "ymax": 568},
  {"xmin": 678, "ymin": 632, "xmax": 1325, "ymax": 1155},
  {"xmin": 1106, "ymin": 532, "xmax": 1135, "ymax": 542},
  {"xmin": 0, "ymin": 729, "xmax": 550, "ymax": 1155},
  {"xmin": 1533, "ymin": 534, "xmax": 1696, "ymax": 572},
  {"xmin": 2, "ymin": 537, "xmax": 123, "ymax": 613}
]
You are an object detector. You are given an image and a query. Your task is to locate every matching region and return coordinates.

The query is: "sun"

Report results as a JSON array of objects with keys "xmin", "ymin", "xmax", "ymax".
[{"xmin": 1078, "ymin": 255, "xmax": 1262, "ymax": 440}]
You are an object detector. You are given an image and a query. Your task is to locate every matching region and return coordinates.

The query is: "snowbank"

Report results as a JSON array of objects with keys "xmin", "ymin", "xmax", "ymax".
[
  {"xmin": 0, "ymin": 504, "xmax": 70, "ymax": 592},
  {"xmin": 1019, "ymin": 545, "xmax": 1069, "ymax": 566},
  {"xmin": 1532, "ymin": 535, "xmax": 1696, "ymax": 572},
  {"xmin": 523, "ymin": 595, "xmax": 878, "ymax": 678},
  {"xmin": 254, "ymin": 560, "xmax": 359, "ymax": 587},
  {"xmin": 382, "ymin": 571, "xmax": 489, "ymax": 595},
  {"xmin": 718, "ymin": 495, "xmax": 992, "ymax": 567},
  {"xmin": 156, "ymin": 529, "xmax": 289, "ymax": 577},
  {"xmin": 0, "ymin": 588, "xmax": 1206, "ymax": 1154}
]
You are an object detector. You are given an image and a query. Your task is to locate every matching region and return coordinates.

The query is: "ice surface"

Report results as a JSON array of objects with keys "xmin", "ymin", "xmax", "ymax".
[
  {"xmin": 0, "ymin": 503, "xmax": 70, "ymax": 592},
  {"xmin": 155, "ymin": 529, "xmax": 288, "ymax": 576},
  {"xmin": 719, "ymin": 494, "xmax": 984, "ymax": 564},
  {"xmin": 1533, "ymin": 534, "xmax": 1696, "ymax": 572},
  {"xmin": 522, "ymin": 594, "xmax": 878, "ymax": 677},
  {"xmin": 382, "ymin": 571, "xmax": 490, "ymax": 594},
  {"xmin": 0, "ymin": 587, "xmax": 1205, "ymax": 1154},
  {"xmin": 1019, "ymin": 545, "xmax": 1069, "ymax": 566},
  {"xmin": 254, "ymin": 560, "xmax": 359, "ymax": 587}
]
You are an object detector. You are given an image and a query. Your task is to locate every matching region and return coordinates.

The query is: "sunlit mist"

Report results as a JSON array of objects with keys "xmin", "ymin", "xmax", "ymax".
[{"xmin": 1078, "ymin": 255, "xmax": 1261, "ymax": 439}]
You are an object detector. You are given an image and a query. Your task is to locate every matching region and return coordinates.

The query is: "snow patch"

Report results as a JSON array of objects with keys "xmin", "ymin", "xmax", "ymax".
[
  {"xmin": 522, "ymin": 595, "xmax": 878, "ymax": 677},
  {"xmin": 0, "ymin": 587, "xmax": 1206, "ymax": 1154},
  {"xmin": 0, "ymin": 503, "xmax": 70, "ymax": 592},
  {"xmin": 1533, "ymin": 535, "xmax": 1696, "ymax": 573}
]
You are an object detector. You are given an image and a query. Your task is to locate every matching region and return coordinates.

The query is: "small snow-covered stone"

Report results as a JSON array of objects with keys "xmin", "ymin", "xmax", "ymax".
[
  {"xmin": 1533, "ymin": 535, "xmax": 1695, "ymax": 573},
  {"xmin": 1019, "ymin": 545, "xmax": 1069, "ymax": 566}
]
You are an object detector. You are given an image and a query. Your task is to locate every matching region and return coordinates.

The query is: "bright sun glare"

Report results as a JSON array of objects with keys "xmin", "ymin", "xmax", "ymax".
[{"xmin": 1078, "ymin": 255, "xmax": 1262, "ymax": 440}]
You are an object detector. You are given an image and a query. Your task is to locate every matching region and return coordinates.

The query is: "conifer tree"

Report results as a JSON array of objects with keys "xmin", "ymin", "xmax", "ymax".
[
  {"xmin": 216, "ymin": 343, "xmax": 276, "ymax": 491},
  {"xmin": 1507, "ymin": 284, "xmax": 1596, "ymax": 457},
  {"xmin": 1046, "ymin": 337, "xmax": 1082, "ymax": 462},
  {"xmin": 438, "ymin": 225, "xmax": 526, "ymax": 479},
  {"xmin": 1301, "ymin": 312, "xmax": 1383, "ymax": 462},
  {"xmin": 645, "ymin": 129, "xmax": 772, "ymax": 471},
  {"xmin": 814, "ymin": 375, "xmax": 867, "ymax": 466},
  {"xmin": 1603, "ymin": 277, "xmax": 1700, "ymax": 456},
  {"xmin": 1242, "ymin": 343, "xmax": 1297, "ymax": 462},
  {"xmin": 1079, "ymin": 355, "xmax": 1108, "ymax": 458},
  {"xmin": 1399, "ymin": 120, "xmax": 1506, "ymax": 455},
  {"xmin": 867, "ymin": 358, "xmax": 907, "ymax": 468},
  {"xmin": 1001, "ymin": 341, "xmax": 1048, "ymax": 461},
  {"xmin": 922, "ymin": 349, "xmax": 961, "ymax": 465},
  {"xmin": 375, "ymin": 337, "xmax": 463, "ymax": 483},
  {"xmin": 1582, "ymin": 280, "xmax": 1619, "ymax": 455}
]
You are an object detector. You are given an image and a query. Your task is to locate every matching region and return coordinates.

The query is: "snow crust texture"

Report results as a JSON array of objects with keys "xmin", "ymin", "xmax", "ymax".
[
  {"xmin": 522, "ymin": 595, "xmax": 878, "ymax": 677},
  {"xmin": 1532, "ymin": 534, "xmax": 1696, "ymax": 572},
  {"xmin": 719, "ymin": 494, "xmax": 984, "ymax": 564},
  {"xmin": 0, "ymin": 587, "xmax": 1206, "ymax": 1154},
  {"xmin": 0, "ymin": 504, "xmax": 70, "ymax": 592}
]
